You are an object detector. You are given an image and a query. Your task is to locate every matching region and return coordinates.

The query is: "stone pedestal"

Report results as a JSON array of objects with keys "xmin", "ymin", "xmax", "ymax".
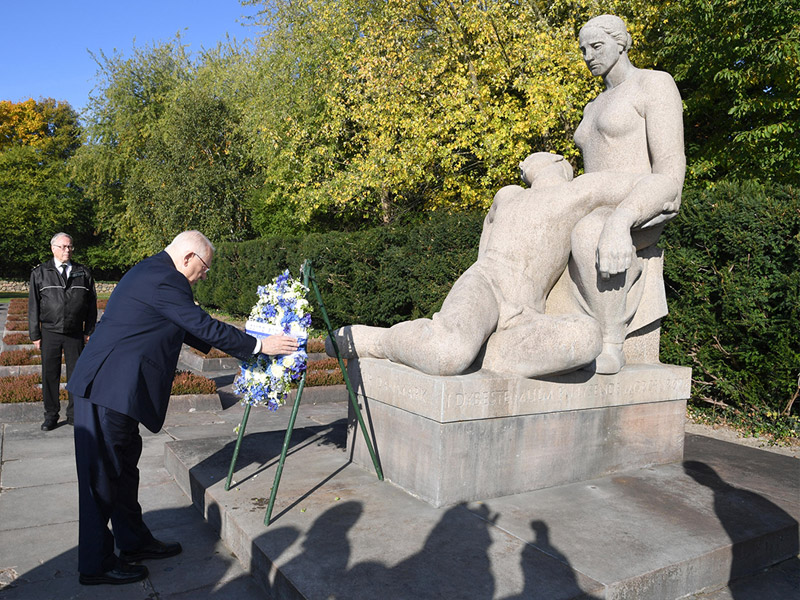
[{"xmin": 347, "ymin": 359, "xmax": 691, "ymax": 507}]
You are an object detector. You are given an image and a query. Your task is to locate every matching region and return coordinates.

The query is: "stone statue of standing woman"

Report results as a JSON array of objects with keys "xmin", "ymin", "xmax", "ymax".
[{"xmin": 326, "ymin": 15, "xmax": 685, "ymax": 379}]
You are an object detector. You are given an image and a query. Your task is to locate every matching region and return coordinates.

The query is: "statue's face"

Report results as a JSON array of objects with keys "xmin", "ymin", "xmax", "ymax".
[{"xmin": 579, "ymin": 27, "xmax": 622, "ymax": 78}]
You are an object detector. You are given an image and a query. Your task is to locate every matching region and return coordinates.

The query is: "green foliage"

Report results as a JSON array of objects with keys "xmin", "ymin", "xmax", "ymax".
[
  {"xmin": 656, "ymin": 0, "xmax": 800, "ymax": 184},
  {"xmin": 241, "ymin": 0, "xmax": 661, "ymax": 233},
  {"xmin": 194, "ymin": 212, "xmax": 484, "ymax": 328},
  {"xmin": 661, "ymin": 181, "xmax": 800, "ymax": 439},
  {"xmin": 0, "ymin": 99, "xmax": 91, "ymax": 276},
  {"xmin": 73, "ymin": 40, "xmax": 255, "ymax": 266}
]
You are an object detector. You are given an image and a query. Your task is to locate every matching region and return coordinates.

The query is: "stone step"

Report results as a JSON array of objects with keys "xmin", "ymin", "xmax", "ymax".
[
  {"xmin": 164, "ymin": 426, "xmax": 799, "ymax": 600},
  {"xmin": 0, "ymin": 393, "xmax": 222, "ymax": 423}
]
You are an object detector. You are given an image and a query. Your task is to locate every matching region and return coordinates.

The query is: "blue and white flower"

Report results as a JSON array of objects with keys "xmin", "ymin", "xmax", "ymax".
[{"xmin": 233, "ymin": 270, "xmax": 312, "ymax": 410}]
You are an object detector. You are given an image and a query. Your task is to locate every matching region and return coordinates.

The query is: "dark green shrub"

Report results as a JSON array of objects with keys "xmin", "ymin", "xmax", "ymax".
[
  {"xmin": 194, "ymin": 212, "xmax": 483, "ymax": 329},
  {"xmin": 661, "ymin": 180, "xmax": 799, "ymax": 439}
]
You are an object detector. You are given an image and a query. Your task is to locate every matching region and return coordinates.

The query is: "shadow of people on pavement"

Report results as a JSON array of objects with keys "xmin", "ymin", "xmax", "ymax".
[
  {"xmin": 684, "ymin": 460, "xmax": 799, "ymax": 599},
  {"xmin": 258, "ymin": 501, "xmax": 498, "ymax": 599},
  {"xmin": 503, "ymin": 519, "xmax": 603, "ymax": 600}
]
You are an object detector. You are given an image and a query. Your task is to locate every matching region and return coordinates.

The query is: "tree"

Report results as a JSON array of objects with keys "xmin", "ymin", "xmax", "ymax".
[
  {"xmin": 242, "ymin": 0, "xmax": 662, "ymax": 232},
  {"xmin": 655, "ymin": 0, "xmax": 800, "ymax": 184},
  {"xmin": 0, "ymin": 99, "xmax": 88, "ymax": 276},
  {"xmin": 72, "ymin": 41, "xmax": 193, "ymax": 266},
  {"xmin": 74, "ymin": 40, "xmax": 256, "ymax": 265}
]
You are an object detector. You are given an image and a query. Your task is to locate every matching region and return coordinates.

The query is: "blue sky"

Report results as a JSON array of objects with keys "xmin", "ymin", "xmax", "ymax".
[{"xmin": 1, "ymin": 0, "xmax": 260, "ymax": 115}]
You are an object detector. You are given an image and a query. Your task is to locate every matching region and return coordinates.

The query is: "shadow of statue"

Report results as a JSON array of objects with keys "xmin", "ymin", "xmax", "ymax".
[{"xmin": 684, "ymin": 460, "xmax": 800, "ymax": 599}]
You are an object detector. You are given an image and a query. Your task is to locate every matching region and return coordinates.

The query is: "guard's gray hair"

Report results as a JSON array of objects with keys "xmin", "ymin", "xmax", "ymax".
[{"xmin": 50, "ymin": 232, "xmax": 73, "ymax": 246}]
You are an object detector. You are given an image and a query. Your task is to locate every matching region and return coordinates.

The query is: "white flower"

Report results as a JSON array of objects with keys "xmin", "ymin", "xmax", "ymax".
[{"xmin": 233, "ymin": 270, "xmax": 311, "ymax": 410}]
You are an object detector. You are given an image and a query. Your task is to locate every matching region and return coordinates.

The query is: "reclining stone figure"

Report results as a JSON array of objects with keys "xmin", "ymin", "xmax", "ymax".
[{"xmin": 326, "ymin": 152, "xmax": 679, "ymax": 378}]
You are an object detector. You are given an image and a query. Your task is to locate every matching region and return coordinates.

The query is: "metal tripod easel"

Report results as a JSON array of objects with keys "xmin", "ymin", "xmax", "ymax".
[{"xmin": 224, "ymin": 260, "xmax": 383, "ymax": 525}]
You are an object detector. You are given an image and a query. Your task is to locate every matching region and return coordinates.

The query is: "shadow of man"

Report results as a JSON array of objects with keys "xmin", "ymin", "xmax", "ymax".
[
  {"xmin": 504, "ymin": 520, "xmax": 602, "ymax": 600},
  {"xmin": 684, "ymin": 460, "xmax": 799, "ymax": 599}
]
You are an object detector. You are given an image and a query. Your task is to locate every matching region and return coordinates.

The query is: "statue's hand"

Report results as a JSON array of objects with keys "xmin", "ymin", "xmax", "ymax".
[{"xmin": 596, "ymin": 216, "xmax": 634, "ymax": 278}]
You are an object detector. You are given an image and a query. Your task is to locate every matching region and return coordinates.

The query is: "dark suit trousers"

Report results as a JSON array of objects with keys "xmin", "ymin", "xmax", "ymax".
[
  {"xmin": 74, "ymin": 398, "xmax": 155, "ymax": 575},
  {"xmin": 40, "ymin": 330, "xmax": 83, "ymax": 419}
]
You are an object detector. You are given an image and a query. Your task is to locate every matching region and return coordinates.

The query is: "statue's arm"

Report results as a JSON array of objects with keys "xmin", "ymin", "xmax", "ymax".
[
  {"xmin": 640, "ymin": 70, "xmax": 686, "ymax": 226},
  {"xmin": 593, "ymin": 171, "xmax": 680, "ymax": 277},
  {"xmin": 603, "ymin": 71, "xmax": 685, "ymax": 231},
  {"xmin": 595, "ymin": 72, "xmax": 685, "ymax": 276}
]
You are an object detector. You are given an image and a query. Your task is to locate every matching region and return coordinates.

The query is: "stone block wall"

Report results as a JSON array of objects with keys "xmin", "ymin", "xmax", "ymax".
[{"xmin": 0, "ymin": 279, "xmax": 116, "ymax": 295}]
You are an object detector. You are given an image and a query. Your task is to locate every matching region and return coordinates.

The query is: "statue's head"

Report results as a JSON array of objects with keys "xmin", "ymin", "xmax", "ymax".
[
  {"xmin": 580, "ymin": 15, "xmax": 632, "ymax": 51},
  {"xmin": 519, "ymin": 152, "xmax": 574, "ymax": 186},
  {"xmin": 579, "ymin": 15, "xmax": 632, "ymax": 78}
]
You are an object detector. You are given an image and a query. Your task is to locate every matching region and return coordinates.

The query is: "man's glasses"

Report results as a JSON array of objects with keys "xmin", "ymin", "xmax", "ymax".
[
  {"xmin": 52, "ymin": 244, "xmax": 74, "ymax": 251},
  {"xmin": 193, "ymin": 253, "xmax": 211, "ymax": 273}
]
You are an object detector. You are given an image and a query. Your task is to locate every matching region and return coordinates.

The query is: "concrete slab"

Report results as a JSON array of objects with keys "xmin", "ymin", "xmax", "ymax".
[
  {"xmin": 0, "ymin": 418, "xmax": 272, "ymax": 600},
  {"xmin": 0, "ymin": 481, "xmax": 78, "ymax": 530},
  {"xmin": 0, "ymin": 521, "xmax": 77, "ymax": 582},
  {"xmin": 0, "ymin": 454, "xmax": 76, "ymax": 488},
  {"xmin": 164, "ymin": 421, "xmax": 799, "ymax": 600}
]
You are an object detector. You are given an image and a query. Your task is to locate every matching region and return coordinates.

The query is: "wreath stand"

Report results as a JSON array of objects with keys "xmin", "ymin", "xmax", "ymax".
[{"xmin": 224, "ymin": 260, "xmax": 383, "ymax": 525}]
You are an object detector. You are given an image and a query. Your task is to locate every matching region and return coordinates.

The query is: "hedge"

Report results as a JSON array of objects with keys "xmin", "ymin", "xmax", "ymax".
[
  {"xmin": 0, "ymin": 372, "xmax": 217, "ymax": 403},
  {"xmin": 194, "ymin": 211, "xmax": 484, "ymax": 329},
  {"xmin": 660, "ymin": 181, "xmax": 799, "ymax": 438}
]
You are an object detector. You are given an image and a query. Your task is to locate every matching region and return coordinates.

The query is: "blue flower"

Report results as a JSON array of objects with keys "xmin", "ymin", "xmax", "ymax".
[{"xmin": 236, "ymin": 270, "xmax": 312, "ymax": 410}]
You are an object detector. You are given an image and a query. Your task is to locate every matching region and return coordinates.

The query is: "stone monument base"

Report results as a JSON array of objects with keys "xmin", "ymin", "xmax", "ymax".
[{"xmin": 347, "ymin": 358, "xmax": 691, "ymax": 507}]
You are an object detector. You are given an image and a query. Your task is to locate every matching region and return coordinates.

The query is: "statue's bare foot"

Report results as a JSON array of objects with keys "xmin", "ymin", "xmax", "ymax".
[
  {"xmin": 593, "ymin": 342, "xmax": 626, "ymax": 374},
  {"xmin": 324, "ymin": 325, "xmax": 387, "ymax": 359}
]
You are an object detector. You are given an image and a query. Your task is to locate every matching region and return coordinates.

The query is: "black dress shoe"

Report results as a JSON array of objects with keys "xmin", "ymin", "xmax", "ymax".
[
  {"xmin": 79, "ymin": 562, "xmax": 148, "ymax": 586},
  {"xmin": 41, "ymin": 418, "xmax": 58, "ymax": 431},
  {"xmin": 119, "ymin": 539, "xmax": 182, "ymax": 562}
]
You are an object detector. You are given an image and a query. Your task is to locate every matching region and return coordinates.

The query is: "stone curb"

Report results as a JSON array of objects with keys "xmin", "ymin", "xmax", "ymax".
[
  {"xmin": 0, "ymin": 365, "xmax": 65, "ymax": 377},
  {"xmin": 0, "ymin": 393, "xmax": 221, "ymax": 423},
  {"xmin": 179, "ymin": 346, "xmax": 333, "ymax": 372}
]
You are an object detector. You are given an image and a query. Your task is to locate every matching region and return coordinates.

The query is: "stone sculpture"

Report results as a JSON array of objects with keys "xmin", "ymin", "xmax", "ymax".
[
  {"xmin": 563, "ymin": 14, "xmax": 685, "ymax": 374},
  {"xmin": 327, "ymin": 15, "xmax": 685, "ymax": 378},
  {"xmin": 327, "ymin": 153, "xmax": 678, "ymax": 377}
]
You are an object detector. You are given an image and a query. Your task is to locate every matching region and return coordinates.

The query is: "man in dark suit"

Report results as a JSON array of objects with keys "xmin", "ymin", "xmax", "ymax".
[
  {"xmin": 68, "ymin": 230, "xmax": 298, "ymax": 586},
  {"xmin": 29, "ymin": 232, "xmax": 97, "ymax": 430}
]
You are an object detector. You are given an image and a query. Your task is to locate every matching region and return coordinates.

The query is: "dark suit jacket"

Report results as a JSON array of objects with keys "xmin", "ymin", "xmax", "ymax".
[
  {"xmin": 28, "ymin": 258, "xmax": 97, "ymax": 339},
  {"xmin": 68, "ymin": 251, "xmax": 256, "ymax": 432}
]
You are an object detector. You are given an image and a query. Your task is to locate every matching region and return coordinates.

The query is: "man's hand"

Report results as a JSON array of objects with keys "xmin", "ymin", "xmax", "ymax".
[
  {"xmin": 259, "ymin": 334, "xmax": 299, "ymax": 356},
  {"xmin": 33, "ymin": 339, "xmax": 41, "ymax": 350}
]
